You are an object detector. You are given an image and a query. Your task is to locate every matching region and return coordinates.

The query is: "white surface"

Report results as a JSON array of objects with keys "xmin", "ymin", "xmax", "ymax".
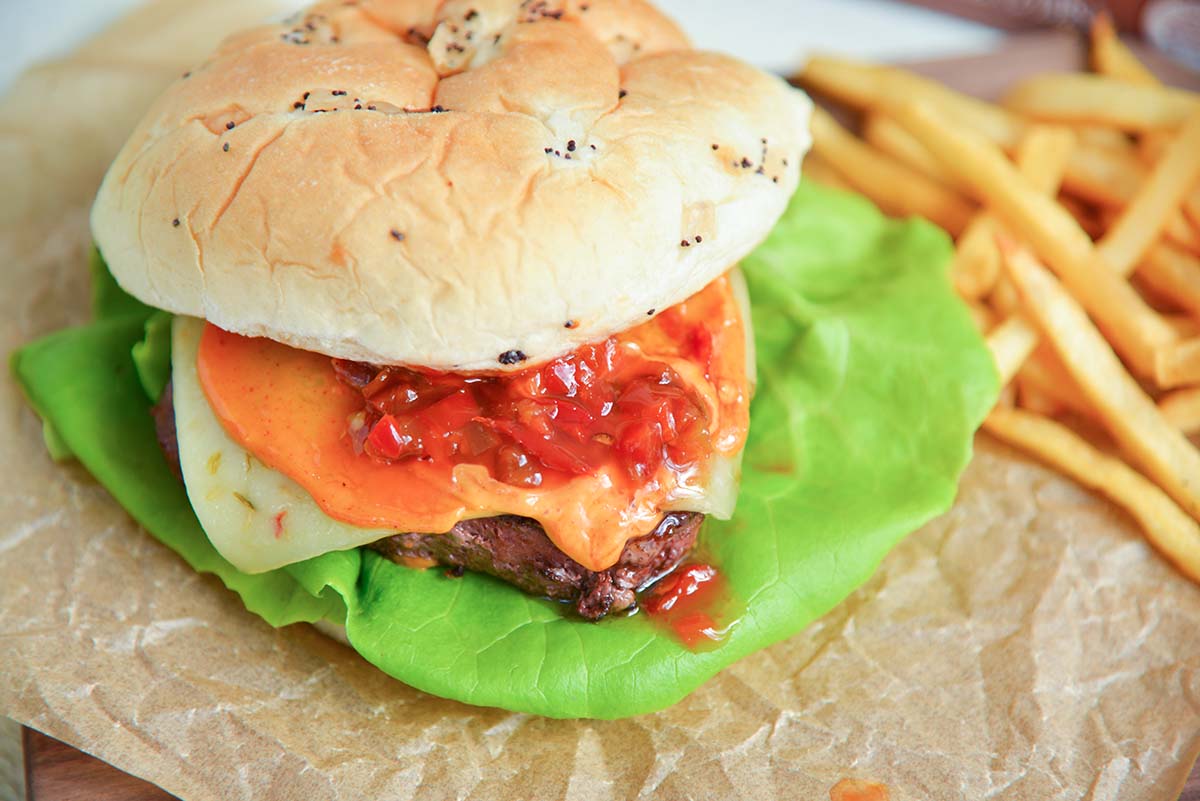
[
  {"xmin": 0, "ymin": 0, "xmax": 1002, "ymax": 92},
  {"xmin": 0, "ymin": 0, "xmax": 1000, "ymax": 793}
]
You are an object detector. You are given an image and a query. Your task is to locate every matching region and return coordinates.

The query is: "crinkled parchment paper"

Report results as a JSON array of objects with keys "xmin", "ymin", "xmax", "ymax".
[{"xmin": 3, "ymin": 2, "xmax": 1200, "ymax": 798}]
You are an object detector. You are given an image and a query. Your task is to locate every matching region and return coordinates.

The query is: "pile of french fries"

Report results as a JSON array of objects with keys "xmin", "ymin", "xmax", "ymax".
[{"xmin": 796, "ymin": 16, "xmax": 1200, "ymax": 583}]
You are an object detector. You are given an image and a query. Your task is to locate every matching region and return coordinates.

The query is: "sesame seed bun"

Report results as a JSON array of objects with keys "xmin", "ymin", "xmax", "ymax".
[{"xmin": 91, "ymin": 0, "xmax": 812, "ymax": 370}]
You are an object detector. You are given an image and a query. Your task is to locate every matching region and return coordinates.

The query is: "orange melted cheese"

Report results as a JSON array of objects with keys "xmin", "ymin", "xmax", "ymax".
[{"xmin": 195, "ymin": 274, "xmax": 749, "ymax": 571}]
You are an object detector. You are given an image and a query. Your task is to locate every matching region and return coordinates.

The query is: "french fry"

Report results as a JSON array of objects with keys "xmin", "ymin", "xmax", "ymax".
[
  {"xmin": 1018, "ymin": 345, "xmax": 1095, "ymax": 420},
  {"xmin": 1061, "ymin": 142, "xmax": 1142, "ymax": 206},
  {"xmin": 1161, "ymin": 388, "xmax": 1200, "ymax": 436},
  {"xmin": 809, "ymin": 107, "xmax": 975, "ymax": 235},
  {"xmin": 956, "ymin": 126, "xmax": 1075, "ymax": 300},
  {"xmin": 1155, "ymin": 339, "xmax": 1200, "ymax": 389},
  {"xmin": 1004, "ymin": 73, "xmax": 1200, "ymax": 132},
  {"xmin": 953, "ymin": 217, "xmax": 1002, "ymax": 299},
  {"xmin": 1166, "ymin": 215, "xmax": 1200, "ymax": 257},
  {"xmin": 1089, "ymin": 13, "xmax": 1178, "ymax": 177},
  {"xmin": 1000, "ymin": 244, "xmax": 1200, "ymax": 523},
  {"xmin": 862, "ymin": 113, "xmax": 966, "ymax": 193},
  {"xmin": 1186, "ymin": 192, "xmax": 1200, "ymax": 230},
  {"xmin": 1058, "ymin": 142, "xmax": 1200, "ymax": 254},
  {"xmin": 893, "ymin": 102, "xmax": 1177, "ymax": 376},
  {"xmin": 967, "ymin": 301, "xmax": 997, "ymax": 333},
  {"xmin": 1138, "ymin": 134, "xmax": 1170, "ymax": 164},
  {"xmin": 988, "ymin": 274, "xmax": 1020, "ymax": 317},
  {"xmin": 1140, "ymin": 242, "xmax": 1200, "ymax": 318},
  {"xmin": 1058, "ymin": 195, "xmax": 1107, "ymax": 239},
  {"xmin": 1089, "ymin": 12, "xmax": 1159, "ymax": 86},
  {"xmin": 1098, "ymin": 111, "xmax": 1200, "ymax": 276},
  {"xmin": 1015, "ymin": 125, "xmax": 1077, "ymax": 196},
  {"xmin": 1073, "ymin": 124, "xmax": 1133, "ymax": 154},
  {"xmin": 799, "ymin": 55, "xmax": 1024, "ymax": 148},
  {"xmin": 986, "ymin": 315, "xmax": 1040, "ymax": 385},
  {"xmin": 1016, "ymin": 381, "xmax": 1065, "ymax": 416},
  {"xmin": 1165, "ymin": 314, "xmax": 1200, "ymax": 338},
  {"xmin": 803, "ymin": 154, "xmax": 853, "ymax": 191},
  {"xmin": 983, "ymin": 405, "xmax": 1200, "ymax": 583},
  {"xmin": 798, "ymin": 54, "xmax": 1200, "ymax": 240}
]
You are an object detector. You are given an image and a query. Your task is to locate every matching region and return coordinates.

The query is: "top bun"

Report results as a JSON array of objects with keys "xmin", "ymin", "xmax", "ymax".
[{"xmin": 92, "ymin": 0, "xmax": 812, "ymax": 370}]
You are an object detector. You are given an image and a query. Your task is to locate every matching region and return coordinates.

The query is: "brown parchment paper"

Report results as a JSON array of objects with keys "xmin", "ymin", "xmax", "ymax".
[{"xmin": 3, "ymin": 3, "xmax": 1200, "ymax": 799}]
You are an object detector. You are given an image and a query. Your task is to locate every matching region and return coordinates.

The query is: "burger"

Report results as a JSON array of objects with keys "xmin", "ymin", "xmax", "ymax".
[
  {"xmin": 91, "ymin": 0, "xmax": 808, "ymax": 620},
  {"xmin": 12, "ymin": 0, "xmax": 995, "ymax": 719}
]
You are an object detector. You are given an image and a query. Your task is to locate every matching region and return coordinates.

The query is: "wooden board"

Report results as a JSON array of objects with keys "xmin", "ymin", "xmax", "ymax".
[
  {"xmin": 22, "ymin": 729, "xmax": 174, "ymax": 801},
  {"xmin": 19, "ymin": 26, "xmax": 1200, "ymax": 801}
]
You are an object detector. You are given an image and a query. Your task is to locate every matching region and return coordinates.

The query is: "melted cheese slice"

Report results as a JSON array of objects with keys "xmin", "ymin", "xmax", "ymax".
[
  {"xmin": 173, "ymin": 272, "xmax": 752, "ymax": 575},
  {"xmin": 174, "ymin": 315, "xmax": 396, "ymax": 572}
]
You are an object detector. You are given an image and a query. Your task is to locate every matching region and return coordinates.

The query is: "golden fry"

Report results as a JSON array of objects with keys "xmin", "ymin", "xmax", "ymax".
[
  {"xmin": 1059, "ymin": 195, "xmax": 1107, "ymax": 238},
  {"xmin": 1160, "ymin": 388, "xmax": 1200, "ymax": 436},
  {"xmin": 1018, "ymin": 345, "xmax": 1095, "ymax": 420},
  {"xmin": 1166, "ymin": 216, "xmax": 1200, "ymax": 257},
  {"xmin": 1186, "ymin": 192, "xmax": 1200, "ymax": 230},
  {"xmin": 803, "ymin": 154, "xmax": 853, "ymax": 191},
  {"xmin": 955, "ymin": 125, "xmax": 1074, "ymax": 301},
  {"xmin": 862, "ymin": 113, "xmax": 966, "ymax": 192},
  {"xmin": 1074, "ymin": 125, "xmax": 1134, "ymax": 153},
  {"xmin": 1058, "ymin": 142, "xmax": 1200, "ymax": 253},
  {"xmin": 1061, "ymin": 139, "xmax": 1144, "ymax": 206},
  {"xmin": 1155, "ymin": 339, "xmax": 1200, "ymax": 389},
  {"xmin": 988, "ymin": 275, "xmax": 1020, "ymax": 317},
  {"xmin": 1089, "ymin": 12, "xmax": 1159, "ymax": 86},
  {"xmin": 986, "ymin": 315, "xmax": 1040, "ymax": 385},
  {"xmin": 1098, "ymin": 111, "xmax": 1200, "ymax": 276},
  {"xmin": 1001, "ymin": 245, "xmax": 1200, "ymax": 522},
  {"xmin": 893, "ymin": 102, "xmax": 1176, "ymax": 376},
  {"xmin": 967, "ymin": 301, "xmax": 997, "ymax": 333},
  {"xmin": 1016, "ymin": 381, "xmax": 1065, "ymax": 416},
  {"xmin": 1140, "ymin": 242, "xmax": 1200, "ymax": 318},
  {"xmin": 953, "ymin": 216, "xmax": 1001, "ymax": 299},
  {"xmin": 809, "ymin": 107, "xmax": 975, "ymax": 235},
  {"xmin": 799, "ymin": 55, "xmax": 1023, "ymax": 147},
  {"xmin": 1138, "ymin": 133, "xmax": 1170, "ymax": 164},
  {"xmin": 1088, "ymin": 9, "xmax": 1179, "ymax": 169},
  {"xmin": 1165, "ymin": 314, "xmax": 1200, "ymax": 338},
  {"xmin": 1015, "ymin": 125, "xmax": 1077, "ymax": 195},
  {"xmin": 984, "ymin": 405, "xmax": 1200, "ymax": 583},
  {"xmin": 1004, "ymin": 73, "xmax": 1200, "ymax": 132},
  {"xmin": 798, "ymin": 53, "xmax": 1192, "ymax": 237}
]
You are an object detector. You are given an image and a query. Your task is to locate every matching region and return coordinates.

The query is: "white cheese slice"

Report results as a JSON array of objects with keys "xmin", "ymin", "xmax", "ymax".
[
  {"xmin": 172, "ymin": 270, "xmax": 751, "ymax": 575},
  {"xmin": 173, "ymin": 315, "xmax": 395, "ymax": 573}
]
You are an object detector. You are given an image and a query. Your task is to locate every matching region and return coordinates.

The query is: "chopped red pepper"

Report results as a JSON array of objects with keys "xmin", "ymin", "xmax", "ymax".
[
  {"xmin": 336, "ymin": 333, "xmax": 711, "ymax": 487},
  {"xmin": 272, "ymin": 510, "xmax": 287, "ymax": 539}
]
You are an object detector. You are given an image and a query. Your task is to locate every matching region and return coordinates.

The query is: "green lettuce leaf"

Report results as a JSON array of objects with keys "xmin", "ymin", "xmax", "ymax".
[
  {"xmin": 40, "ymin": 418, "xmax": 73, "ymax": 462},
  {"xmin": 89, "ymin": 246, "xmax": 153, "ymax": 321},
  {"xmin": 11, "ymin": 317, "xmax": 348, "ymax": 627},
  {"xmin": 10, "ymin": 183, "xmax": 997, "ymax": 718},
  {"xmin": 132, "ymin": 311, "xmax": 173, "ymax": 402}
]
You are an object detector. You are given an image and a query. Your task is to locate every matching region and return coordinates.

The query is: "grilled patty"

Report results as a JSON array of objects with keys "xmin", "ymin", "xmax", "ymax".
[{"xmin": 152, "ymin": 384, "xmax": 701, "ymax": 619}]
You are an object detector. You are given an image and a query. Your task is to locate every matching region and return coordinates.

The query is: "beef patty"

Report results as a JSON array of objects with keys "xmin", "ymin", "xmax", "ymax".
[{"xmin": 152, "ymin": 384, "xmax": 702, "ymax": 620}]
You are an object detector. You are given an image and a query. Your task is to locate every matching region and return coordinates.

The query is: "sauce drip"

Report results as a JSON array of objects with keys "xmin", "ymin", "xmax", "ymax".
[
  {"xmin": 829, "ymin": 779, "xmax": 891, "ymax": 801},
  {"xmin": 641, "ymin": 563, "xmax": 733, "ymax": 650}
]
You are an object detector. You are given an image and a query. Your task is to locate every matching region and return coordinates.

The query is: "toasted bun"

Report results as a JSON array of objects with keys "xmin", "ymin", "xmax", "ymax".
[{"xmin": 92, "ymin": 0, "xmax": 811, "ymax": 370}]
